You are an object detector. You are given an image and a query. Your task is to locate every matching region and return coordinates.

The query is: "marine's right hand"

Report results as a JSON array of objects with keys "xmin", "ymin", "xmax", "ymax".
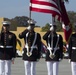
[{"xmin": 68, "ymin": 59, "xmax": 71, "ymax": 63}]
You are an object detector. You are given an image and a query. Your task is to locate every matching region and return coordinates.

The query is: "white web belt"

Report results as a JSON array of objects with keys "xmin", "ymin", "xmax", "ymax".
[
  {"xmin": 0, "ymin": 45, "xmax": 13, "ymax": 48},
  {"xmin": 47, "ymin": 47, "xmax": 59, "ymax": 50},
  {"xmin": 72, "ymin": 47, "xmax": 76, "ymax": 49}
]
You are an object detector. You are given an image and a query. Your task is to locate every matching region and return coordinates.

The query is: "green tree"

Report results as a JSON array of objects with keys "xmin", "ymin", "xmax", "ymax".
[
  {"xmin": 41, "ymin": 11, "xmax": 76, "ymax": 32},
  {"xmin": 67, "ymin": 11, "xmax": 76, "ymax": 31},
  {"xmin": 41, "ymin": 23, "xmax": 50, "ymax": 32},
  {"xmin": 41, "ymin": 22, "xmax": 62, "ymax": 32}
]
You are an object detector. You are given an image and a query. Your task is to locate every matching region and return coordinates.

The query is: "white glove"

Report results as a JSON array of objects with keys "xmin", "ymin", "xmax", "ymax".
[
  {"xmin": 27, "ymin": 26, "xmax": 31, "ymax": 30},
  {"xmin": 59, "ymin": 58, "xmax": 62, "ymax": 61},
  {"xmin": 50, "ymin": 26, "xmax": 54, "ymax": 31},
  {"xmin": 12, "ymin": 58, "xmax": 15, "ymax": 64},
  {"xmin": 37, "ymin": 59, "xmax": 40, "ymax": 62},
  {"xmin": 68, "ymin": 59, "xmax": 71, "ymax": 63}
]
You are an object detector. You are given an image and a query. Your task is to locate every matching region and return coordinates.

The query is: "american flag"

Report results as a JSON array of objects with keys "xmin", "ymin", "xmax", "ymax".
[
  {"xmin": 30, "ymin": 0, "xmax": 72, "ymax": 43},
  {"xmin": 30, "ymin": 0, "xmax": 62, "ymax": 21}
]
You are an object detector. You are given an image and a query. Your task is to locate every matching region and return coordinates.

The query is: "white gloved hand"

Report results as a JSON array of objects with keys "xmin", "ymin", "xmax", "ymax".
[
  {"xmin": 59, "ymin": 58, "xmax": 62, "ymax": 61},
  {"xmin": 68, "ymin": 59, "xmax": 71, "ymax": 63},
  {"xmin": 50, "ymin": 26, "xmax": 54, "ymax": 31},
  {"xmin": 37, "ymin": 59, "xmax": 40, "ymax": 62},
  {"xmin": 12, "ymin": 58, "xmax": 15, "ymax": 64},
  {"xmin": 27, "ymin": 26, "xmax": 31, "ymax": 30}
]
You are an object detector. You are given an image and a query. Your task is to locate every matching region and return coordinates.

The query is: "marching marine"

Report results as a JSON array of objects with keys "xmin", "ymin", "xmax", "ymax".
[
  {"xmin": 68, "ymin": 24, "xmax": 76, "ymax": 75},
  {"xmin": 43, "ymin": 23, "xmax": 63, "ymax": 75},
  {"xmin": 0, "ymin": 21, "xmax": 17, "ymax": 75},
  {"xmin": 18, "ymin": 20, "xmax": 41, "ymax": 75}
]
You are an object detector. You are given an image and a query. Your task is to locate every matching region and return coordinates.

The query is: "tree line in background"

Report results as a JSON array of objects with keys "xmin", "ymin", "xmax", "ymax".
[
  {"xmin": 5, "ymin": 11, "xmax": 76, "ymax": 31},
  {"xmin": 41, "ymin": 11, "xmax": 76, "ymax": 32}
]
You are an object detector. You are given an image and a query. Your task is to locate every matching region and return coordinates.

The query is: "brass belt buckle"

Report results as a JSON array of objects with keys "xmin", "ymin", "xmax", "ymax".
[
  {"xmin": 49, "ymin": 54, "xmax": 55, "ymax": 59},
  {"xmin": 26, "ymin": 52, "xmax": 32, "ymax": 57}
]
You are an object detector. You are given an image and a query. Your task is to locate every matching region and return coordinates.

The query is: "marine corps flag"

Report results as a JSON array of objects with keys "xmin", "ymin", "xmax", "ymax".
[{"xmin": 58, "ymin": 0, "xmax": 72, "ymax": 43}]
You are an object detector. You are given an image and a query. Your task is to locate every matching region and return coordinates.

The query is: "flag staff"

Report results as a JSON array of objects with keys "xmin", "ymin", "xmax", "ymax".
[
  {"xmin": 51, "ymin": 16, "xmax": 55, "ymax": 50},
  {"xmin": 52, "ymin": 16, "xmax": 55, "ymax": 25},
  {"xmin": 29, "ymin": 0, "xmax": 32, "ymax": 26}
]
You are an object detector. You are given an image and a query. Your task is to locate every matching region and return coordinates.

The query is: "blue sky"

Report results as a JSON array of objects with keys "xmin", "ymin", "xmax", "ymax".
[{"xmin": 0, "ymin": 0, "xmax": 76, "ymax": 27}]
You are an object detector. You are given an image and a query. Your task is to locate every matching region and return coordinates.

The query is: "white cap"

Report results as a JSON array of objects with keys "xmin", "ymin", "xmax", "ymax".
[
  {"xmin": 2, "ymin": 21, "xmax": 11, "ymax": 26},
  {"xmin": 27, "ymin": 19, "xmax": 36, "ymax": 25}
]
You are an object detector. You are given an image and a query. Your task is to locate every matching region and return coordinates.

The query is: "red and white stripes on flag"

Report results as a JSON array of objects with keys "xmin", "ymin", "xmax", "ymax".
[{"xmin": 30, "ymin": 0, "xmax": 62, "ymax": 21}]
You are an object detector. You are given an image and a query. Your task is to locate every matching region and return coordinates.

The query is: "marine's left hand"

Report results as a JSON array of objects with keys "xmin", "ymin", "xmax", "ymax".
[
  {"xmin": 12, "ymin": 58, "xmax": 15, "ymax": 64},
  {"xmin": 37, "ymin": 59, "xmax": 40, "ymax": 62},
  {"xmin": 59, "ymin": 58, "xmax": 63, "ymax": 61}
]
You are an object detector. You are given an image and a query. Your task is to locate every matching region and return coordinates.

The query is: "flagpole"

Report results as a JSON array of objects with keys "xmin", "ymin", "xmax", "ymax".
[
  {"xmin": 29, "ymin": 0, "xmax": 32, "ymax": 26},
  {"xmin": 51, "ymin": 16, "xmax": 55, "ymax": 50},
  {"xmin": 52, "ymin": 16, "xmax": 55, "ymax": 25},
  {"xmin": 29, "ymin": 5, "xmax": 31, "ymax": 20}
]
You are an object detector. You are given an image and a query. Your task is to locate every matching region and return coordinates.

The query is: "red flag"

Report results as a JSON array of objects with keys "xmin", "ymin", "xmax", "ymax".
[
  {"xmin": 59, "ymin": 0, "xmax": 72, "ymax": 43},
  {"xmin": 30, "ymin": 0, "xmax": 62, "ymax": 21}
]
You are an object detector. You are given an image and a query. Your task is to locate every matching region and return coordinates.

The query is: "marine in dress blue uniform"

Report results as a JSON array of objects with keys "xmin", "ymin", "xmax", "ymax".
[
  {"xmin": 43, "ymin": 23, "xmax": 63, "ymax": 75},
  {"xmin": 18, "ymin": 20, "xmax": 41, "ymax": 75},
  {"xmin": 0, "ymin": 21, "xmax": 17, "ymax": 75},
  {"xmin": 68, "ymin": 24, "xmax": 76, "ymax": 75}
]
